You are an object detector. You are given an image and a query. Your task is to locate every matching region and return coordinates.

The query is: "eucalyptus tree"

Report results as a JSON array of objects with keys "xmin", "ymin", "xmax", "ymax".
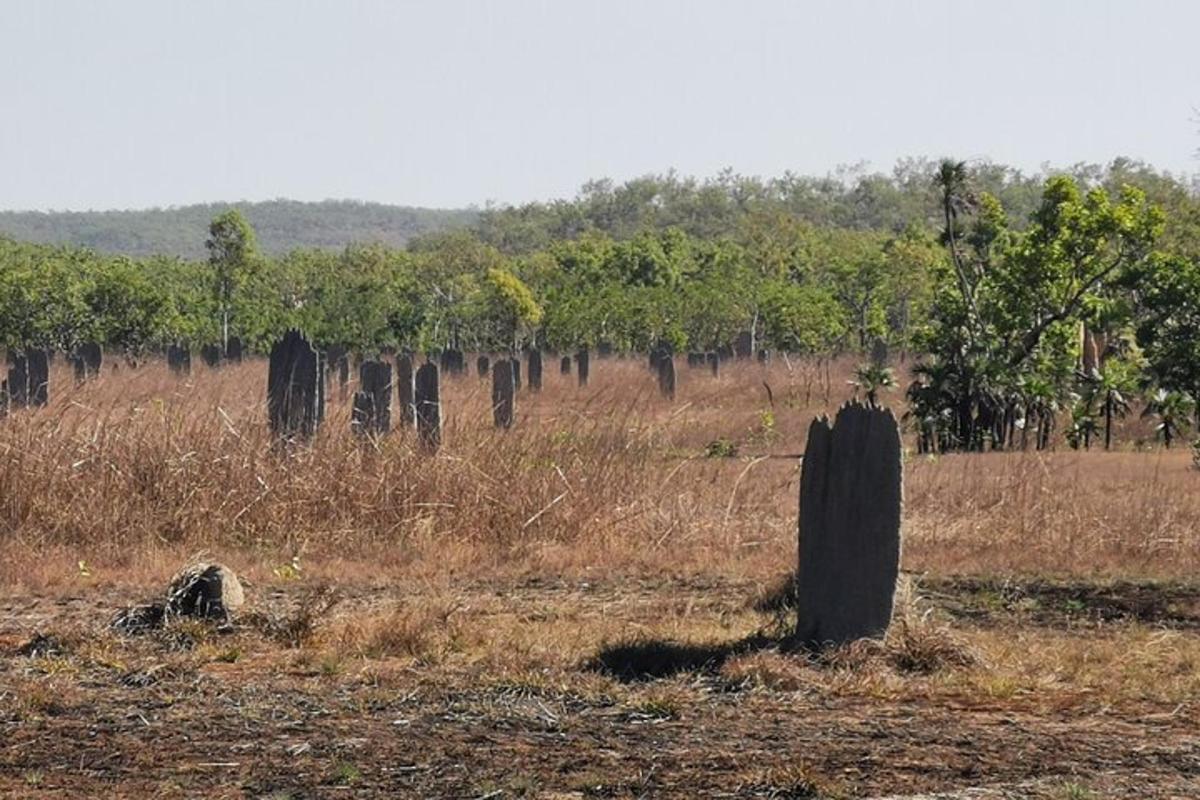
[
  {"xmin": 205, "ymin": 210, "xmax": 261, "ymax": 350},
  {"xmin": 474, "ymin": 267, "xmax": 543, "ymax": 353},
  {"xmin": 79, "ymin": 256, "xmax": 169, "ymax": 356},
  {"xmin": 408, "ymin": 230, "xmax": 508, "ymax": 352}
]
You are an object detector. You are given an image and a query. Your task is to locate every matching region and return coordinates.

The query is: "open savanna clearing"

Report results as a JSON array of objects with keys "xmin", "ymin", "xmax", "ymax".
[{"xmin": 2, "ymin": 358, "xmax": 1199, "ymax": 798}]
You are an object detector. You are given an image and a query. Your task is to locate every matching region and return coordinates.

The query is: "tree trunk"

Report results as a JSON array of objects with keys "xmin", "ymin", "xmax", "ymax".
[
  {"xmin": 1104, "ymin": 394, "xmax": 1113, "ymax": 451},
  {"xmin": 956, "ymin": 393, "xmax": 974, "ymax": 452}
]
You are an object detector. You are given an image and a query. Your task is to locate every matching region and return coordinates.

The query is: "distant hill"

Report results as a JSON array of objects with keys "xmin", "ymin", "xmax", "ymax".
[{"xmin": 0, "ymin": 199, "xmax": 477, "ymax": 259}]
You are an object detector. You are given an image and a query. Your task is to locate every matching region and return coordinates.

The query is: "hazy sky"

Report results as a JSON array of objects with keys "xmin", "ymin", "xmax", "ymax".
[{"xmin": 3, "ymin": 0, "xmax": 1198, "ymax": 211}]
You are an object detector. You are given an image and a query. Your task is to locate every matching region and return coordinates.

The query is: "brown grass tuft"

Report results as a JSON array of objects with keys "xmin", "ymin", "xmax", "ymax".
[
  {"xmin": 243, "ymin": 584, "xmax": 341, "ymax": 648},
  {"xmin": 324, "ymin": 597, "xmax": 468, "ymax": 662}
]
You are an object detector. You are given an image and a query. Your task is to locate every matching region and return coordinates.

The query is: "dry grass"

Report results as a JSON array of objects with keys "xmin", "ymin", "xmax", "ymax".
[
  {"xmin": 1, "ymin": 355, "xmax": 1198, "ymax": 593},
  {"xmin": 906, "ymin": 448, "xmax": 1200, "ymax": 577}
]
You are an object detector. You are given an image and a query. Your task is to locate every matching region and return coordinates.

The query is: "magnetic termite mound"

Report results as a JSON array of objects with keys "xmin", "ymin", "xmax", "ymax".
[{"xmin": 796, "ymin": 401, "xmax": 902, "ymax": 648}]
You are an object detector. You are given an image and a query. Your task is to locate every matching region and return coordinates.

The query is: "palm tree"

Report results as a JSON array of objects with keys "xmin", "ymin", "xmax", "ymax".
[
  {"xmin": 906, "ymin": 361, "xmax": 956, "ymax": 453},
  {"xmin": 850, "ymin": 363, "xmax": 896, "ymax": 406},
  {"xmin": 1067, "ymin": 396, "xmax": 1101, "ymax": 450},
  {"xmin": 1097, "ymin": 367, "xmax": 1133, "ymax": 450},
  {"xmin": 934, "ymin": 159, "xmax": 980, "ymax": 330},
  {"xmin": 1141, "ymin": 389, "xmax": 1195, "ymax": 449},
  {"xmin": 1021, "ymin": 376, "xmax": 1062, "ymax": 451}
]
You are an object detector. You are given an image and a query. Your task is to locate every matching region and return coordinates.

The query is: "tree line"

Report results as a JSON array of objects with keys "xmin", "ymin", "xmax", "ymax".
[
  {"xmin": 0, "ymin": 199, "xmax": 474, "ymax": 259},
  {"xmin": 3, "ymin": 157, "xmax": 1200, "ymax": 452}
]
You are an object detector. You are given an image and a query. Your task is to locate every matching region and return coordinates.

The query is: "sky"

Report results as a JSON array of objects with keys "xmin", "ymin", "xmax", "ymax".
[{"xmin": 2, "ymin": 0, "xmax": 1198, "ymax": 211}]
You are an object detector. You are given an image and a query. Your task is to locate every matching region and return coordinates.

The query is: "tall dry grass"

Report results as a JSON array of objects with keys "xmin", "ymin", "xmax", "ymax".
[{"xmin": 1, "ymin": 355, "xmax": 1197, "ymax": 590}]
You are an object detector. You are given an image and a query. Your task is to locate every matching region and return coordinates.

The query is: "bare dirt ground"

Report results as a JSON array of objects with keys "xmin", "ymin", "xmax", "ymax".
[{"xmin": 3, "ymin": 574, "xmax": 1199, "ymax": 799}]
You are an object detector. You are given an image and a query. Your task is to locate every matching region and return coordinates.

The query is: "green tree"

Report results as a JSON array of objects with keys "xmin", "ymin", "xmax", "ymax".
[
  {"xmin": 0, "ymin": 241, "xmax": 88, "ymax": 351},
  {"xmin": 205, "ymin": 210, "xmax": 260, "ymax": 349},
  {"xmin": 80, "ymin": 256, "xmax": 169, "ymax": 355},
  {"xmin": 916, "ymin": 167, "xmax": 1163, "ymax": 451},
  {"xmin": 822, "ymin": 229, "xmax": 890, "ymax": 350},
  {"xmin": 610, "ymin": 228, "xmax": 691, "ymax": 288},
  {"xmin": 1066, "ymin": 395, "xmax": 1100, "ymax": 450},
  {"xmin": 880, "ymin": 226, "xmax": 942, "ymax": 351},
  {"xmin": 409, "ymin": 230, "xmax": 507, "ymax": 351},
  {"xmin": 758, "ymin": 281, "xmax": 846, "ymax": 353},
  {"xmin": 1135, "ymin": 255, "xmax": 1200, "ymax": 427},
  {"xmin": 476, "ymin": 267, "xmax": 543, "ymax": 351}
]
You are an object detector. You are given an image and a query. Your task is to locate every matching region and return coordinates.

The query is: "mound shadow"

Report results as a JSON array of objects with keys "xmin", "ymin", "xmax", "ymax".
[
  {"xmin": 588, "ymin": 575, "xmax": 802, "ymax": 683},
  {"xmin": 587, "ymin": 632, "xmax": 782, "ymax": 683}
]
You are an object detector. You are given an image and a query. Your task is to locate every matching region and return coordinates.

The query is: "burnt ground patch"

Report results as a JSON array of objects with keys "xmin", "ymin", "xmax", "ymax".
[
  {"xmin": 754, "ymin": 572, "xmax": 1200, "ymax": 630},
  {"xmin": 3, "ymin": 579, "xmax": 1200, "ymax": 797},
  {"xmin": 921, "ymin": 575, "xmax": 1200, "ymax": 629}
]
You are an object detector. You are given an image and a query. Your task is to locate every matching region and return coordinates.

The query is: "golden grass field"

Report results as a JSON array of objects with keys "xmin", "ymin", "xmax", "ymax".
[{"xmin": 2, "ymin": 356, "xmax": 1199, "ymax": 798}]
